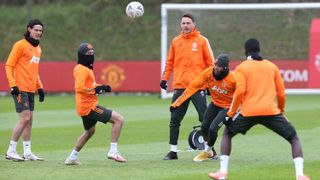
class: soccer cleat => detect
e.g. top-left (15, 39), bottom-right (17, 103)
top-left (298, 175), bottom-right (310, 180)
top-left (23, 153), bottom-right (44, 161)
top-left (208, 171), bottom-right (228, 180)
top-left (6, 151), bottom-right (24, 162)
top-left (193, 151), bottom-right (213, 162)
top-left (163, 151), bottom-right (178, 160)
top-left (64, 158), bottom-right (82, 165)
top-left (107, 151), bottom-right (127, 163)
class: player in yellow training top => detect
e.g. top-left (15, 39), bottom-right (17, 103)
top-left (209, 39), bottom-right (310, 180)
top-left (5, 19), bottom-right (45, 161)
top-left (64, 43), bottom-right (126, 165)
top-left (170, 54), bottom-right (236, 162)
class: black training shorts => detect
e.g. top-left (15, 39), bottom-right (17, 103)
top-left (12, 92), bottom-right (35, 113)
top-left (227, 113), bottom-right (297, 141)
top-left (81, 105), bottom-right (112, 130)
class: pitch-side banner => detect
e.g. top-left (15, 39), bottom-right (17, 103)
top-left (308, 19), bottom-right (320, 88)
top-left (0, 61), bottom-right (160, 93)
top-left (0, 60), bottom-right (310, 93)
top-left (230, 61), bottom-right (309, 89)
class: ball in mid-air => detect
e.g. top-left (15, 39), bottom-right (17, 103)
top-left (126, 1), bottom-right (144, 18)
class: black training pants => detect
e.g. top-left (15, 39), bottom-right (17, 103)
top-left (169, 89), bottom-right (207, 145)
top-left (201, 102), bottom-right (227, 147)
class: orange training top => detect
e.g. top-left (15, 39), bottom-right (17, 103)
top-left (5, 39), bottom-right (43, 92)
top-left (172, 67), bottom-right (236, 109)
top-left (74, 64), bottom-right (98, 116)
top-left (228, 59), bottom-right (285, 118)
top-left (162, 29), bottom-right (214, 89)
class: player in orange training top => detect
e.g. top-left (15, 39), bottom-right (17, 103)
top-left (161, 13), bottom-right (214, 160)
top-left (171, 54), bottom-right (236, 162)
top-left (5, 19), bottom-right (45, 161)
top-left (209, 39), bottom-right (310, 180)
top-left (64, 43), bottom-right (126, 165)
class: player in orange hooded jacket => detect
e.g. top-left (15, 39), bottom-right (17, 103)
top-left (161, 13), bottom-right (214, 160)
top-left (5, 19), bottom-right (45, 162)
top-left (64, 43), bottom-right (127, 165)
top-left (209, 39), bottom-right (309, 180)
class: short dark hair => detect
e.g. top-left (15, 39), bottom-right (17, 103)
top-left (24, 19), bottom-right (43, 37)
top-left (245, 38), bottom-right (260, 53)
top-left (27, 19), bottom-right (43, 28)
top-left (182, 13), bottom-right (195, 22)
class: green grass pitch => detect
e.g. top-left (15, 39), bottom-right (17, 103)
top-left (0, 94), bottom-right (319, 180)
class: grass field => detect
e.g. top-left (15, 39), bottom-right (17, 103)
top-left (0, 94), bottom-right (319, 180)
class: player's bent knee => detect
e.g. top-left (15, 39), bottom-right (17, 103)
top-left (86, 127), bottom-right (96, 136)
top-left (222, 127), bottom-right (234, 137)
top-left (117, 116), bottom-right (125, 125)
top-left (20, 112), bottom-right (32, 122)
top-left (90, 128), bottom-right (96, 136)
top-left (287, 134), bottom-right (299, 143)
top-left (111, 111), bottom-right (125, 124)
top-left (20, 117), bottom-right (32, 125)
top-left (208, 126), bottom-right (218, 134)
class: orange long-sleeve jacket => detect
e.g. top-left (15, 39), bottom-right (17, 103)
top-left (162, 29), bottom-right (214, 89)
top-left (5, 39), bottom-right (43, 92)
top-left (228, 59), bottom-right (286, 118)
top-left (172, 67), bottom-right (236, 109)
top-left (74, 64), bottom-right (98, 116)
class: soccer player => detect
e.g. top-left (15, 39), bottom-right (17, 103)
top-left (5, 19), bottom-right (45, 161)
top-left (161, 13), bottom-right (214, 160)
top-left (170, 54), bottom-right (236, 162)
top-left (64, 43), bottom-right (126, 165)
top-left (209, 39), bottom-right (310, 180)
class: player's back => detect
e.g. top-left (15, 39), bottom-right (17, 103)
top-left (236, 59), bottom-right (282, 116)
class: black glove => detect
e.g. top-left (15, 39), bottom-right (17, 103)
top-left (170, 106), bottom-right (177, 112)
top-left (95, 85), bottom-right (105, 94)
top-left (223, 116), bottom-right (232, 126)
top-left (160, 80), bottom-right (167, 90)
top-left (38, 89), bottom-right (45, 102)
top-left (206, 88), bottom-right (211, 96)
top-left (102, 85), bottom-right (112, 92)
top-left (10, 86), bottom-right (20, 96)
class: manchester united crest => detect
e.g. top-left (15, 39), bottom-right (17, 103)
top-left (100, 64), bottom-right (125, 89)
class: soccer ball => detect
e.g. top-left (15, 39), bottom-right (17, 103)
top-left (126, 1), bottom-right (144, 18)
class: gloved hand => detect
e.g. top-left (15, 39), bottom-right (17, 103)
top-left (102, 85), bottom-right (112, 92)
top-left (223, 115), bottom-right (232, 126)
top-left (38, 89), bottom-right (45, 102)
top-left (206, 88), bottom-right (211, 96)
top-left (95, 85), bottom-right (105, 94)
top-left (95, 85), bottom-right (112, 94)
top-left (10, 86), bottom-right (20, 96)
top-left (169, 106), bottom-right (178, 112)
top-left (160, 80), bottom-right (167, 90)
